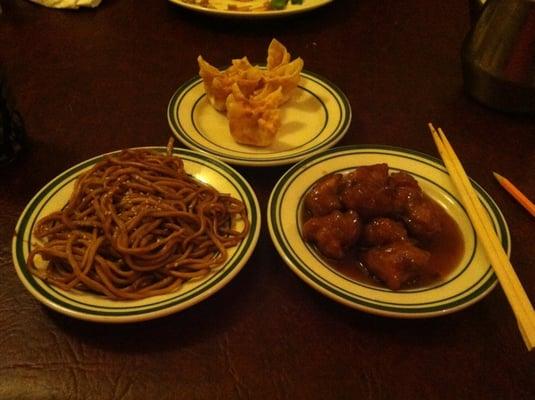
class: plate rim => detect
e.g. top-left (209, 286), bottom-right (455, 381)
top-left (267, 144), bottom-right (511, 318)
top-left (167, 69), bottom-right (352, 167)
top-left (12, 147), bottom-right (262, 323)
top-left (168, 0), bottom-right (334, 19)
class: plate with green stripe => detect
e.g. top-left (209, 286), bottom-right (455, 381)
top-left (267, 145), bottom-right (510, 318)
top-left (12, 147), bottom-right (261, 323)
top-left (167, 69), bottom-right (351, 167)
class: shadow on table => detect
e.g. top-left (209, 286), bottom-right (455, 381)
top-left (307, 284), bottom-right (505, 350)
top-left (44, 250), bottom-right (260, 354)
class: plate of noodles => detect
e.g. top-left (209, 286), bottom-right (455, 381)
top-left (12, 145), bottom-right (261, 323)
top-left (268, 145), bottom-right (510, 318)
top-left (168, 0), bottom-right (333, 18)
top-left (168, 69), bottom-right (351, 167)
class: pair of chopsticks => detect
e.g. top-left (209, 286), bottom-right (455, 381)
top-left (428, 123), bottom-right (535, 351)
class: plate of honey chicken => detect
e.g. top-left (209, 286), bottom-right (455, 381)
top-left (268, 145), bottom-right (510, 318)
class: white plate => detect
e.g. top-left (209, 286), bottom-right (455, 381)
top-left (167, 69), bottom-right (351, 167)
top-left (168, 0), bottom-right (333, 18)
top-left (12, 147), bottom-right (261, 323)
top-left (267, 145), bottom-right (511, 318)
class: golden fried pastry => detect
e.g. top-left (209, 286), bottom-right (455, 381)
top-left (266, 38), bottom-right (292, 70)
top-left (197, 56), bottom-right (226, 111)
top-left (264, 57), bottom-right (303, 104)
top-left (197, 56), bottom-right (263, 111)
top-left (197, 39), bottom-right (302, 147)
top-left (226, 83), bottom-right (283, 147)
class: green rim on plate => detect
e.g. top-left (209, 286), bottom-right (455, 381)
top-left (167, 69), bottom-right (351, 166)
top-left (267, 145), bottom-right (510, 318)
top-left (12, 147), bottom-right (261, 323)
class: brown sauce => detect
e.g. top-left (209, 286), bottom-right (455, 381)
top-left (302, 196), bottom-right (465, 290)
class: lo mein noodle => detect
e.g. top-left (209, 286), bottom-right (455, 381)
top-left (27, 145), bottom-right (249, 300)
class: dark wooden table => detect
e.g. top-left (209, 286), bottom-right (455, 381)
top-left (1, 1), bottom-right (534, 399)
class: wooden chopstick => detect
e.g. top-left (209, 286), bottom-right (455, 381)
top-left (428, 123), bottom-right (535, 351)
top-left (493, 172), bottom-right (535, 217)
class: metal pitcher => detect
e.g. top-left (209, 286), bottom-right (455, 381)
top-left (462, 0), bottom-right (535, 113)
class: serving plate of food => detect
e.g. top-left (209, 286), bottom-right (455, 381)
top-left (168, 0), bottom-right (333, 18)
top-left (167, 39), bottom-right (351, 166)
top-left (12, 145), bottom-right (261, 323)
top-left (267, 145), bottom-right (510, 318)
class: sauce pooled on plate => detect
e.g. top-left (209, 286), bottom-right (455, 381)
top-left (301, 164), bottom-right (464, 290)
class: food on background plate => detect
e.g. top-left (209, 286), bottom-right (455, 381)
top-left (302, 163), bottom-right (464, 290)
top-left (181, 0), bottom-right (305, 12)
top-left (268, 0), bottom-right (304, 10)
top-left (27, 141), bottom-right (250, 300)
top-left (198, 39), bottom-right (303, 147)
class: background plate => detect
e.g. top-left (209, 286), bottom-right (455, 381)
top-left (267, 145), bottom-right (510, 318)
top-left (12, 147), bottom-right (261, 323)
top-left (168, 0), bottom-right (334, 18)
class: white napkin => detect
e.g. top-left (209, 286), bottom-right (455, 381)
top-left (28, 0), bottom-right (102, 9)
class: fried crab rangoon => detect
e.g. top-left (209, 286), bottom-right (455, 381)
top-left (197, 56), bottom-right (263, 112)
top-left (197, 39), bottom-right (303, 147)
top-left (226, 83), bottom-right (283, 147)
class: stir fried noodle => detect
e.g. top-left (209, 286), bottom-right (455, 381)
top-left (27, 144), bottom-right (249, 300)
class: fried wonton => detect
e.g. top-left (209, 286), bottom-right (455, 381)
top-left (197, 56), bottom-right (263, 111)
top-left (226, 83), bottom-right (283, 147)
top-left (264, 39), bottom-right (303, 103)
top-left (266, 38), bottom-right (292, 70)
top-left (264, 57), bottom-right (303, 104)
top-left (197, 39), bottom-right (302, 147)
